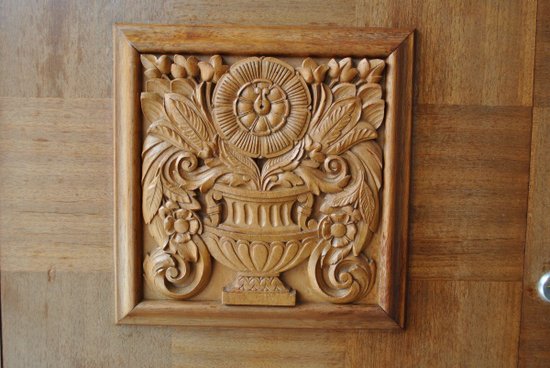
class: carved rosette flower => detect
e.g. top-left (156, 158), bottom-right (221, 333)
top-left (160, 200), bottom-right (202, 244)
top-left (234, 81), bottom-right (289, 136)
top-left (320, 211), bottom-right (357, 248)
top-left (212, 57), bottom-right (311, 158)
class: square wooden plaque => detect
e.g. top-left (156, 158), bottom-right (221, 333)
top-left (114, 24), bottom-right (413, 329)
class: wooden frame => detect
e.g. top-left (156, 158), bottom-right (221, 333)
top-left (114, 24), bottom-right (414, 329)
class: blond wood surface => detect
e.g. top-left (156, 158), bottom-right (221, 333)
top-left (113, 27), bottom-right (143, 321)
top-left (0, 0), bottom-right (541, 367)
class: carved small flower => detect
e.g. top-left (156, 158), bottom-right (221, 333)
top-left (171, 55), bottom-right (200, 79)
top-left (328, 58), bottom-right (358, 83)
top-left (357, 58), bottom-right (385, 83)
top-left (198, 55), bottom-right (229, 82)
top-left (357, 58), bottom-right (370, 80)
top-left (297, 58), bottom-right (329, 84)
top-left (320, 211), bottom-right (357, 248)
top-left (141, 54), bottom-right (172, 79)
top-left (159, 200), bottom-right (201, 243)
top-left (338, 58), bottom-right (358, 82)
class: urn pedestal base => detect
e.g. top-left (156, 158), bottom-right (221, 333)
top-left (221, 274), bottom-right (296, 306)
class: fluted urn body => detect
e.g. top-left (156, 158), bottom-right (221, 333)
top-left (203, 184), bottom-right (316, 305)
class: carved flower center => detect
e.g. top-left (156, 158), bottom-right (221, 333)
top-left (253, 87), bottom-right (272, 116)
top-left (174, 219), bottom-right (190, 233)
top-left (330, 223), bottom-right (347, 238)
top-left (234, 80), bottom-right (289, 137)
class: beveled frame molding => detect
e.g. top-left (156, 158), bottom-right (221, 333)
top-left (114, 24), bottom-right (414, 329)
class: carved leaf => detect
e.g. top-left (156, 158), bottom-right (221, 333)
top-left (351, 142), bottom-right (383, 189)
top-left (178, 160), bottom-right (229, 193)
top-left (162, 180), bottom-right (201, 210)
top-left (147, 214), bottom-right (168, 249)
top-left (358, 181), bottom-right (376, 231)
top-left (147, 119), bottom-right (194, 152)
top-left (170, 79), bottom-right (196, 97)
top-left (311, 97), bottom-right (361, 147)
top-left (357, 83), bottom-right (382, 102)
top-left (332, 83), bottom-right (356, 100)
top-left (366, 59), bottom-right (385, 83)
top-left (264, 171), bottom-right (304, 190)
top-left (142, 170), bottom-right (163, 224)
top-left (321, 175), bottom-right (362, 212)
top-left (322, 245), bottom-right (351, 267)
top-left (142, 135), bottom-right (175, 183)
top-left (165, 93), bottom-right (212, 152)
top-left (140, 54), bottom-right (158, 70)
top-left (295, 164), bottom-right (350, 195)
top-left (146, 79), bottom-right (170, 94)
top-left (177, 241), bottom-right (199, 263)
top-left (309, 83), bottom-right (333, 131)
top-left (361, 100), bottom-right (385, 129)
top-left (261, 141), bottom-right (304, 187)
top-left (218, 139), bottom-right (260, 189)
top-left (325, 122), bottom-right (377, 155)
top-left (141, 92), bottom-right (167, 124)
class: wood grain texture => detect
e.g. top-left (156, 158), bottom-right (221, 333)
top-left (409, 105), bottom-right (531, 281)
top-left (355, 0), bottom-right (537, 106)
top-left (167, 280), bottom-right (522, 368)
top-left (0, 0), bottom-right (536, 104)
top-left (117, 26), bottom-right (413, 327)
top-left (0, 97), bottom-right (112, 273)
top-left (0, 0), bottom-right (539, 366)
top-left (118, 23), bottom-right (411, 56)
top-left (346, 280), bottom-right (522, 368)
top-left (1, 271), bottom-right (172, 368)
top-left (518, 2), bottom-right (550, 364)
top-left (0, 100), bottom-right (529, 281)
top-left (533, 0), bottom-right (550, 108)
top-left (113, 27), bottom-right (143, 321)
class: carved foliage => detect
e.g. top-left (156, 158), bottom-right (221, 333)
top-left (141, 54), bottom-right (385, 304)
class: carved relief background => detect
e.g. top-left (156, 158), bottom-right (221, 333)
top-left (140, 54), bottom-right (386, 306)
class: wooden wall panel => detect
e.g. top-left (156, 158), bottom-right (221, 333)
top-left (169, 280), bottom-right (522, 368)
top-left (519, 1), bottom-right (550, 365)
top-left (347, 280), bottom-right (522, 367)
top-left (1, 272), bottom-right (172, 366)
top-left (409, 105), bottom-right (531, 280)
top-left (533, 0), bottom-right (550, 108)
top-left (0, 0), bottom-right (539, 367)
top-left (355, 0), bottom-right (537, 106)
top-left (0, 99), bottom-right (530, 280)
top-left (0, 98), bottom-right (112, 272)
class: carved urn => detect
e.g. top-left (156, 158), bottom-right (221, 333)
top-left (141, 55), bottom-right (384, 306)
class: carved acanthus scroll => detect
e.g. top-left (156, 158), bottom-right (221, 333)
top-left (140, 54), bottom-right (385, 306)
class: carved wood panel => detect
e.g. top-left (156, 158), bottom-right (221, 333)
top-left (115, 24), bottom-right (413, 328)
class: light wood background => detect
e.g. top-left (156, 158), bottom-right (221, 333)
top-left (0, 1), bottom-right (547, 367)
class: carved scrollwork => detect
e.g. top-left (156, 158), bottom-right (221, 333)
top-left (140, 54), bottom-right (385, 305)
